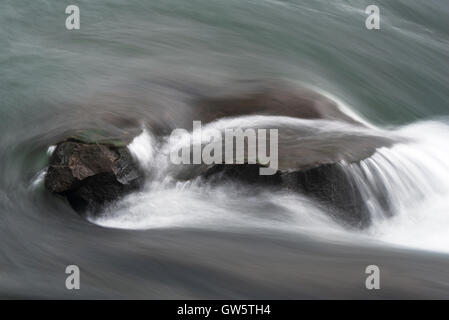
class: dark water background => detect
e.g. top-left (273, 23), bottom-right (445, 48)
top-left (1, 0), bottom-right (449, 298)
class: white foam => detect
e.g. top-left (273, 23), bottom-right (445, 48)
top-left (93, 179), bottom-right (347, 241)
top-left (97, 116), bottom-right (449, 254)
top-left (355, 120), bottom-right (449, 253)
top-left (127, 127), bottom-right (155, 170)
top-left (47, 145), bottom-right (56, 156)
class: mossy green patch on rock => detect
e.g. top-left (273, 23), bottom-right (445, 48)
top-left (68, 128), bottom-right (130, 147)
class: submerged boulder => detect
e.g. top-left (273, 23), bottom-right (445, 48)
top-left (45, 138), bottom-right (143, 215)
top-left (194, 86), bottom-right (394, 228)
top-left (194, 85), bottom-right (364, 125)
top-left (282, 164), bottom-right (371, 228)
top-left (203, 164), bottom-right (283, 186)
top-left (202, 162), bottom-right (371, 228)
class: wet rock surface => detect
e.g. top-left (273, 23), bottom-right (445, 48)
top-left (45, 138), bottom-right (143, 215)
top-left (203, 163), bottom-right (373, 228)
top-left (194, 86), bottom-right (364, 125)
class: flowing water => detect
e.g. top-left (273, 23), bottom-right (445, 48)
top-left (1, 0), bottom-right (449, 298)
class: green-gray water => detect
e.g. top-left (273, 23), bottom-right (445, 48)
top-left (1, 0), bottom-right (449, 298)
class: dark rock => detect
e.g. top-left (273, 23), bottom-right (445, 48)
top-left (202, 163), bottom-right (373, 229)
top-left (45, 138), bottom-right (143, 215)
top-left (282, 164), bottom-right (370, 228)
top-left (203, 164), bottom-right (283, 186)
top-left (195, 85), bottom-right (395, 228)
top-left (194, 85), bottom-right (394, 171)
top-left (194, 86), bottom-right (364, 126)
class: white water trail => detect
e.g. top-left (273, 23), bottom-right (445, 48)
top-left (97, 115), bottom-right (370, 236)
top-left (358, 120), bottom-right (449, 253)
top-left (127, 127), bottom-right (156, 170)
top-left (97, 116), bottom-right (449, 254)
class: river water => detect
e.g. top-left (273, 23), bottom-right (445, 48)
top-left (1, 0), bottom-right (449, 298)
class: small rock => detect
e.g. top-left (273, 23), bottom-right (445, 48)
top-left (45, 138), bottom-right (143, 215)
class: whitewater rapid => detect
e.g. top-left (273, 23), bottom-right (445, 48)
top-left (365, 120), bottom-right (449, 253)
top-left (88, 115), bottom-right (449, 255)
